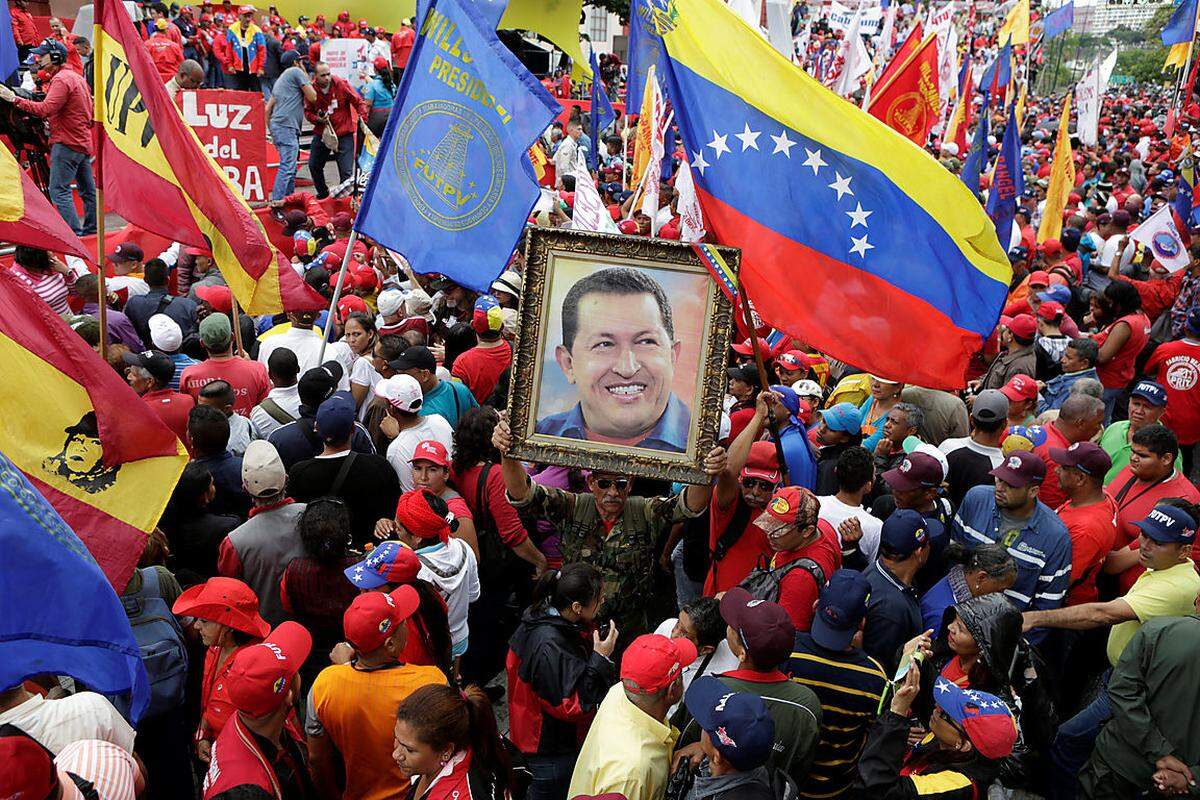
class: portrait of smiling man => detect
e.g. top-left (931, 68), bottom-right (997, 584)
top-left (535, 266), bottom-right (693, 453)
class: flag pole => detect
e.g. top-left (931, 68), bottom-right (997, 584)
top-left (317, 229), bottom-right (357, 364)
top-left (737, 288), bottom-right (789, 486)
top-left (231, 297), bottom-right (245, 357)
top-left (93, 0), bottom-right (108, 362)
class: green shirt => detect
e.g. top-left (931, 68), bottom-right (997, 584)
top-left (418, 378), bottom-right (477, 428)
top-left (1099, 421), bottom-right (1182, 484)
top-left (510, 481), bottom-right (699, 635)
top-left (1093, 615), bottom-right (1200, 788)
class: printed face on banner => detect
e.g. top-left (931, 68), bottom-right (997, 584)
top-left (534, 257), bottom-right (709, 454)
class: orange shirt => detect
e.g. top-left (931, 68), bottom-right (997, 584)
top-left (309, 662), bottom-right (447, 800)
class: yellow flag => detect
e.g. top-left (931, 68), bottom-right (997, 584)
top-left (0, 146), bottom-right (24, 222)
top-left (1000, 0), bottom-right (1030, 45)
top-left (1015, 83), bottom-right (1028, 129)
top-left (631, 64), bottom-right (661, 186)
top-left (1038, 94), bottom-right (1075, 244)
top-left (1166, 42), bottom-right (1191, 70)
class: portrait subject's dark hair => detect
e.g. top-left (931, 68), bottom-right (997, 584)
top-left (560, 267), bottom-right (675, 351)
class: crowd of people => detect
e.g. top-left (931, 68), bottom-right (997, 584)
top-left (4, 1), bottom-right (1200, 800)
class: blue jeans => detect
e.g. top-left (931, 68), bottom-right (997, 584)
top-left (1102, 387), bottom-right (1122, 425)
top-left (260, 74), bottom-right (277, 101)
top-left (49, 143), bottom-right (96, 235)
top-left (527, 752), bottom-right (577, 800)
top-left (672, 539), bottom-right (701, 608)
top-left (1048, 669), bottom-right (1113, 800)
top-left (270, 124), bottom-right (300, 200)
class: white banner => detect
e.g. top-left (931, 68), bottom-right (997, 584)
top-left (320, 38), bottom-right (372, 92)
top-left (1130, 204), bottom-right (1191, 272)
top-left (828, 0), bottom-right (882, 35)
top-left (570, 151), bottom-right (619, 234)
top-left (675, 157), bottom-right (705, 242)
top-left (1075, 65), bottom-right (1102, 147)
top-left (926, 0), bottom-right (956, 39)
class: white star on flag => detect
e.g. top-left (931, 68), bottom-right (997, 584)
top-left (735, 123), bottom-right (761, 151)
top-left (691, 149), bottom-right (710, 176)
top-left (850, 235), bottom-right (874, 258)
top-left (936, 681), bottom-right (952, 694)
top-left (708, 131), bottom-right (731, 159)
top-left (802, 147), bottom-right (826, 175)
top-left (771, 130), bottom-right (796, 157)
top-left (828, 172), bottom-right (853, 200)
top-left (846, 203), bottom-right (872, 228)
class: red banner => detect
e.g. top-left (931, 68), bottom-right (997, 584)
top-left (866, 35), bottom-right (941, 146)
top-left (175, 89), bottom-right (273, 204)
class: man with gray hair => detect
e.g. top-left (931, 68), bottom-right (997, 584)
top-left (165, 58), bottom-right (204, 93)
top-left (1032, 393), bottom-right (1107, 509)
top-left (872, 402), bottom-right (924, 474)
top-left (1039, 337), bottom-right (1101, 413)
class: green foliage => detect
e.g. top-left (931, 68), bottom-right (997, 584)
top-left (587, 0), bottom-right (630, 25)
top-left (1115, 46), bottom-right (1174, 85)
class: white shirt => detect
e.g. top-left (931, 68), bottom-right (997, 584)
top-left (818, 495), bottom-right (882, 565)
top-left (939, 436), bottom-right (1005, 468)
top-left (653, 618), bottom-right (740, 719)
top-left (107, 275), bottom-right (150, 298)
top-left (365, 38), bottom-right (391, 66)
top-left (257, 328), bottom-right (354, 391)
top-left (250, 384), bottom-right (302, 438)
top-left (416, 537), bottom-right (480, 652)
top-left (385, 415), bottom-right (455, 492)
top-left (0, 693), bottom-right (136, 755)
top-left (226, 411), bottom-right (260, 457)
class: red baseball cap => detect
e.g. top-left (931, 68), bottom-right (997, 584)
top-left (0, 729), bottom-right (56, 800)
top-left (337, 294), bottom-right (368, 320)
top-left (620, 633), bottom-right (698, 694)
top-left (409, 439), bottom-right (450, 468)
top-left (999, 374), bottom-right (1038, 402)
top-left (775, 350), bottom-right (814, 372)
top-left (226, 621), bottom-right (312, 717)
top-left (741, 440), bottom-right (782, 484)
top-left (195, 284), bottom-right (233, 314)
top-left (763, 485), bottom-right (814, 525)
top-left (732, 337), bottom-right (771, 356)
top-left (1038, 239), bottom-right (1063, 258)
top-left (1027, 270), bottom-right (1050, 288)
top-left (343, 585), bottom-right (420, 652)
top-left (172, 577), bottom-right (270, 638)
top-left (1037, 300), bottom-right (1065, 322)
top-left (1007, 314), bottom-right (1037, 341)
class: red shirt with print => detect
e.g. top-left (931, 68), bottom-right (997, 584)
top-left (180, 356), bottom-right (270, 416)
top-left (1145, 339), bottom-right (1200, 445)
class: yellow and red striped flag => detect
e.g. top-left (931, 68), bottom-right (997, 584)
top-left (0, 145), bottom-right (91, 261)
top-left (94, 0), bottom-right (324, 314)
top-left (0, 268), bottom-right (187, 589)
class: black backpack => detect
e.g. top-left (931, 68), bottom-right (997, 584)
top-left (740, 556), bottom-right (825, 603)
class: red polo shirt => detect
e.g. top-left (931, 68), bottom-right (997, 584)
top-left (1056, 496), bottom-right (1118, 606)
top-left (771, 521), bottom-right (842, 632)
top-left (12, 67), bottom-right (94, 155)
top-left (1108, 465), bottom-right (1200, 593)
top-left (1032, 422), bottom-right (1072, 510)
top-left (142, 388), bottom-right (196, 446)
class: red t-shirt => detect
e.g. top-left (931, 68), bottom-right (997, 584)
top-left (771, 521), bottom-right (842, 632)
top-left (1056, 496), bottom-right (1118, 606)
top-left (1145, 339), bottom-right (1200, 445)
top-left (1032, 422), bottom-right (1072, 510)
top-left (141, 388), bottom-right (196, 448)
top-left (1108, 466), bottom-right (1200, 593)
top-left (180, 356), bottom-right (271, 416)
top-left (451, 342), bottom-right (512, 403)
top-left (1094, 312), bottom-right (1151, 389)
top-left (703, 489), bottom-right (769, 596)
top-left (451, 464), bottom-right (529, 547)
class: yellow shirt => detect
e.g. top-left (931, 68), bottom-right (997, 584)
top-left (308, 662), bottom-right (446, 800)
top-left (1107, 560), bottom-right (1200, 665)
top-left (567, 684), bottom-right (680, 800)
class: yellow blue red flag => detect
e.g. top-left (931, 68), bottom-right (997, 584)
top-left (657, 0), bottom-right (1010, 388)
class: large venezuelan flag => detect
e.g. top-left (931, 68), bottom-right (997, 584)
top-left (0, 269), bottom-right (187, 590)
top-left (94, 0), bottom-right (324, 315)
top-left (658, 0), bottom-right (1010, 388)
top-left (0, 145), bottom-right (91, 261)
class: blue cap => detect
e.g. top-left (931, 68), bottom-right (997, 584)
top-left (811, 569), bottom-right (871, 651)
top-left (821, 402), bottom-right (862, 433)
top-left (880, 508), bottom-right (930, 559)
top-left (29, 38), bottom-right (68, 59)
top-left (1161, 169), bottom-right (1176, 182)
top-left (1131, 380), bottom-right (1168, 407)
top-left (768, 385), bottom-right (802, 421)
top-left (683, 677), bottom-right (776, 771)
top-left (1036, 285), bottom-right (1071, 305)
top-left (315, 393), bottom-right (356, 443)
top-left (1134, 504), bottom-right (1197, 544)
top-left (933, 679), bottom-right (1018, 759)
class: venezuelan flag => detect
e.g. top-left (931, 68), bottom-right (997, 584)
top-left (0, 269), bottom-right (187, 590)
top-left (659, 0), bottom-right (1009, 388)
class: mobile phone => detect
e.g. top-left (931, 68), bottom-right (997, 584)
top-left (892, 649), bottom-right (925, 684)
top-left (597, 621), bottom-right (612, 640)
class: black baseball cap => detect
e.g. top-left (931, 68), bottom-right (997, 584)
top-left (811, 569), bottom-right (871, 651)
top-left (389, 345), bottom-right (437, 373)
top-left (726, 364), bottom-right (761, 387)
top-left (122, 349), bottom-right (175, 386)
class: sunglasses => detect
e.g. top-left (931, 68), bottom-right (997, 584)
top-left (595, 478), bottom-right (630, 492)
top-left (740, 477), bottom-right (777, 492)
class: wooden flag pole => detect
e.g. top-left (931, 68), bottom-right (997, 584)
top-left (737, 288), bottom-right (789, 486)
top-left (231, 297), bottom-right (246, 357)
top-left (93, 0), bottom-right (108, 362)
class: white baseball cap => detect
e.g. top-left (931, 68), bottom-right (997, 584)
top-left (242, 440), bottom-right (287, 498)
top-left (149, 314), bottom-right (183, 352)
top-left (375, 374), bottom-right (423, 413)
top-left (377, 289), bottom-right (405, 317)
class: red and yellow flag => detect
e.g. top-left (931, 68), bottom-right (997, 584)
top-left (94, 0), bottom-right (324, 314)
top-left (631, 64), bottom-right (664, 186)
top-left (870, 21), bottom-right (923, 103)
top-left (0, 146), bottom-right (91, 261)
top-left (1038, 94), bottom-right (1075, 244)
top-left (0, 269), bottom-right (187, 589)
top-left (866, 34), bottom-right (940, 146)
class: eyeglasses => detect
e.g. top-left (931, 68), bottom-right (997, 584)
top-left (740, 477), bottom-right (776, 492)
top-left (595, 478), bottom-right (630, 492)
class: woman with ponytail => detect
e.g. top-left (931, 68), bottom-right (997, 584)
top-left (279, 498), bottom-right (361, 689)
top-left (361, 57), bottom-right (396, 137)
top-left (393, 683), bottom-right (512, 799)
top-left (506, 563), bottom-right (618, 800)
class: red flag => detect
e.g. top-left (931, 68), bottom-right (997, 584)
top-left (870, 21), bottom-right (923, 103)
top-left (866, 35), bottom-right (941, 146)
top-left (0, 147), bottom-right (92, 261)
top-left (94, 0), bottom-right (325, 314)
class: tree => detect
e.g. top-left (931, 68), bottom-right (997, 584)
top-left (1115, 47), bottom-right (1173, 85)
top-left (587, 0), bottom-right (630, 24)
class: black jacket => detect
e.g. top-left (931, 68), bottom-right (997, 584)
top-left (506, 605), bottom-right (616, 756)
top-left (855, 711), bottom-right (1000, 799)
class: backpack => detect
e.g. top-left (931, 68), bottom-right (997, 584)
top-left (120, 568), bottom-right (188, 720)
top-left (740, 556), bottom-right (825, 604)
top-left (470, 463), bottom-right (525, 590)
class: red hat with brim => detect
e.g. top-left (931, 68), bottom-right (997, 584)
top-left (173, 577), bottom-right (270, 638)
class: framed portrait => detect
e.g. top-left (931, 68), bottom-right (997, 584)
top-left (507, 227), bottom-right (738, 484)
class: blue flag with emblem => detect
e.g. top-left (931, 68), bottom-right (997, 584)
top-left (626, 0), bottom-right (670, 106)
top-left (986, 106), bottom-right (1024, 249)
top-left (0, 448), bottom-right (150, 722)
top-left (1043, 1), bottom-right (1074, 41)
top-left (355, 0), bottom-right (558, 293)
top-left (588, 45), bottom-right (615, 171)
top-left (0, 1), bottom-right (18, 82)
top-left (960, 93), bottom-right (990, 199)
